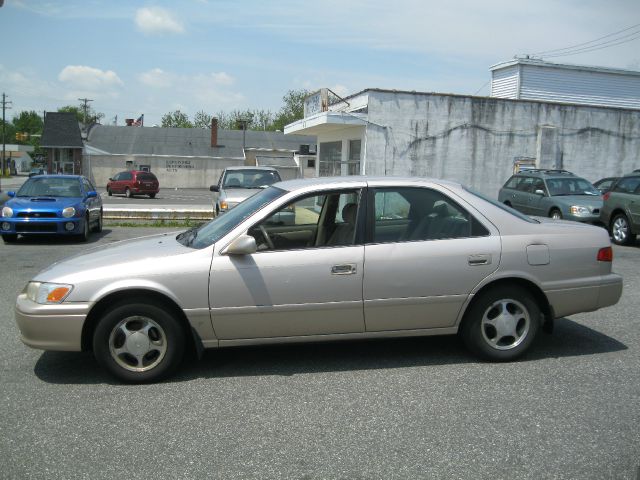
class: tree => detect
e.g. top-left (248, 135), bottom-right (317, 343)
top-left (12, 111), bottom-right (44, 154)
top-left (271, 89), bottom-right (309, 132)
top-left (161, 110), bottom-right (193, 128)
top-left (58, 104), bottom-right (105, 124)
top-left (193, 110), bottom-right (212, 129)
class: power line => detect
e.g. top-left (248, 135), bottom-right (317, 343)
top-left (530, 23), bottom-right (640, 56)
top-left (542, 31), bottom-right (640, 58)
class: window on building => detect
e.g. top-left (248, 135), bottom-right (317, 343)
top-left (319, 141), bottom-right (342, 177)
top-left (348, 139), bottom-right (361, 175)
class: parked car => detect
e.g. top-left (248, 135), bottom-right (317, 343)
top-left (600, 171), bottom-right (640, 245)
top-left (593, 176), bottom-right (619, 194)
top-left (15, 176), bottom-right (622, 383)
top-left (498, 169), bottom-right (602, 222)
top-left (1, 175), bottom-right (103, 243)
top-left (28, 167), bottom-right (47, 177)
top-left (106, 170), bottom-right (159, 198)
top-left (210, 166), bottom-right (281, 215)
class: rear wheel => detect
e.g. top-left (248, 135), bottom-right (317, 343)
top-left (460, 286), bottom-right (540, 361)
top-left (148, 193), bottom-right (156, 199)
top-left (503, 201), bottom-right (512, 207)
top-left (125, 188), bottom-right (132, 198)
top-left (610, 213), bottom-right (634, 245)
top-left (92, 302), bottom-right (185, 383)
top-left (550, 208), bottom-right (562, 220)
top-left (2, 234), bottom-right (18, 243)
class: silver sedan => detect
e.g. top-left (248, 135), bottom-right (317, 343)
top-left (15, 177), bottom-right (623, 383)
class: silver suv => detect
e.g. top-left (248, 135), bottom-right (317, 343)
top-left (210, 166), bottom-right (281, 215)
top-left (498, 169), bottom-right (602, 222)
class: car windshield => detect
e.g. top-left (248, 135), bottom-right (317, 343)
top-left (17, 177), bottom-right (83, 198)
top-left (178, 186), bottom-right (286, 249)
top-left (222, 169), bottom-right (281, 189)
top-left (546, 178), bottom-right (600, 196)
top-left (464, 186), bottom-right (538, 223)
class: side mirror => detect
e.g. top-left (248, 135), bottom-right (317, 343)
top-left (210, 185), bottom-right (219, 192)
top-left (534, 189), bottom-right (545, 196)
top-left (108, 178), bottom-right (113, 182)
top-left (224, 235), bottom-right (257, 255)
top-left (86, 191), bottom-right (98, 198)
top-left (7, 191), bottom-right (15, 198)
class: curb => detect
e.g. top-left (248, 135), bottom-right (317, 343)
top-left (103, 207), bottom-right (214, 221)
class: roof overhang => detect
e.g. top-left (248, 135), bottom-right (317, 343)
top-left (284, 111), bottom-right (367, 136)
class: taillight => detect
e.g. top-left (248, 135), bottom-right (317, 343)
top-left (603, 192), bottom-right (611, 201)
top-left (597, 247), bottom-right (613, 262)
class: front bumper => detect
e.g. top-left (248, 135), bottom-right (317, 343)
top-left (15, 294), bottom-right (91, 351)
top-left (1, 217), bottom-right (86, 236)
top-left (564, 212), bottom-right (602, 224)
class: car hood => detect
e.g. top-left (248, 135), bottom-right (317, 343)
top-left (550, 195), bottom-right (603, 208)
top-left (8, 196), bottom-right (83, 210)
top-left (221, 188), bottom-right (262, 203)
top-left (33, 231), bottom-right (190, 283)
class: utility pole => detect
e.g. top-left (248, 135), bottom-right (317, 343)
top-left (78, 97), bottom-right (93, 125)
top-left (1, 92), bottom-right (12, 191)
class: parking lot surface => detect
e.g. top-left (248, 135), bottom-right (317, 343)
top-left (1, 227), bottom-right (639, 479)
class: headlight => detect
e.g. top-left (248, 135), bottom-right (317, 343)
top-left (1, 206), bottom-right (13, 217)
top-left (62, 206), bottom-right (76, 218)
top-left (570, 205), bottom-right (590, 216)
top-left (24, 282), bottom-right (73, 304)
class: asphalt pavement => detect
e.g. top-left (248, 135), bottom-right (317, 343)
top-left (0, 228), bottom-right (639, 479)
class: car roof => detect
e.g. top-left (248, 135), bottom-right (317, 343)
top-left (224, 166), bottom-right (278, 172)
top-left (29, 174), bottom-right (83, 180)
top-left (275, 175), bottom-right (463, 193)
top-left (515, 169), bottom-right (576, 178)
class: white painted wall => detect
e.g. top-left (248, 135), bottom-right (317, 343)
top-left (357, 91), bottom-right (640, 196)
top-left (84, 154), bottom-right (244, 190)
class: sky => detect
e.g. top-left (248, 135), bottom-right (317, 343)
top-left (1, 0), bottom-right (639, 127)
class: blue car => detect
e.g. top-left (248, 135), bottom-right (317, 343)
top-left (1, 175), bottom-right (103, 243)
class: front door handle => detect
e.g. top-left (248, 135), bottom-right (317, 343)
top-left (331, 264), bottom-right (357, 275)
top-left (468, 254), bottom-right (491, 266)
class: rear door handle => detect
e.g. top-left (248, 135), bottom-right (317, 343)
top-left (331, 264), bottom-right (357, 275)
top-left (468, 254), bottom-right (491, 266)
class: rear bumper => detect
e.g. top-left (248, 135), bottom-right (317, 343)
top-left (545, 273), bottom-right (623, 318)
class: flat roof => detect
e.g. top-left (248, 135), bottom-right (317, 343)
top-left (489, 58), bottom-right (640, 77)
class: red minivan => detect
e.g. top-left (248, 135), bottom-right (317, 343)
top-left (107, 170), bottom-right (160, 198)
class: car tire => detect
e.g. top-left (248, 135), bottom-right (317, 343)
top-left (610, 213), bottom-right (635, 245)
top-left (91, 210), bottom-right (103, 233)
top-left (550, 208), bottom-right (562, 220)
top-left (92, 302), bottom-right (185, 383)
top-left (107, 188), bottom-right (112, 197)
top-left (503, 201), bottom-right (512, 207)
top-left (460, 286), bottom-right (540, 361)
top-left (2, 234), bottom-right (18, 243)
top-left (149, 193), bottom-right (156, 199)
top-left (78, 215), bottom-right (90, 242)
top-left (125, 188), bottom-right (132, 198)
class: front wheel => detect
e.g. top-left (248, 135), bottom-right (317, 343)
top-left (77, 215), bottom-right (90, 242)
top-left (2, 234), bottom-right (18, 243)
top-left (107, 188), bottom-right (112, 197)
top-left (92, 302), bottom-right (185, 383)
top-left (460, 286), bottom-right (540, 361)
top-left (550, 208), bottom-right (562, 220)
top-left (610, 213), bottom-right (634, 245)
top-left (92, 210), bottom-right (103, 233)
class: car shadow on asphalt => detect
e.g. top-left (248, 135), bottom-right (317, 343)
top-left (5, 230), bottom-right (113, 245)
top-left (33, 317), bottom-right (627, 385)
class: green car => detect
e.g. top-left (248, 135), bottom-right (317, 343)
top-left (600, 171), bottom-right (640, 245)
top-left (498, 169), bottom-right (602, 223)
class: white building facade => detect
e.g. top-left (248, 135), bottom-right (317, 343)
top-left (285, 88), bottom-right (640, 196)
